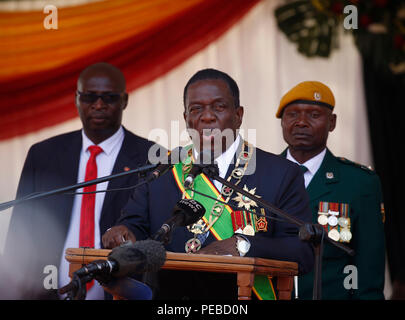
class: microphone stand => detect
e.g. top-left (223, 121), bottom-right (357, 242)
top-left (198, 163), bottom-right (354, 300)
top-left (0, 163), bottom-right (157, 212)
top-left (59, 273), bottom-right (93, 300)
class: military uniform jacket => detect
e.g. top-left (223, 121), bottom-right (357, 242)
top-left (283, 148), bottom-right (385, 300)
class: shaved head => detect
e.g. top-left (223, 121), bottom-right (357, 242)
top-left (78, 62), bottom-right (126, 92)
top-left (76, 62), bottom-right (128, 144)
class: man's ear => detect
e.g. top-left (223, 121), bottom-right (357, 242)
top-left (75, 93), bottom-right (80, 108)
top-left (235, 106), bottom-right (244, 127)
top-left (329, 113), bottom-right (337, 132)
top-left (183, 110), bottom-right (187, 123)
top-left (122, 93), bottom-right (128, 110)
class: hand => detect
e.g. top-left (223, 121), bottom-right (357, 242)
top-left (196, 237), bottom-right (239, 256)
top-left (102, 225), bottom-right (136, 249)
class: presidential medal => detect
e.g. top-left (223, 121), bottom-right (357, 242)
top-left (211, 203), bottom-right (224, 217)
top-left (185, 238), bottom-right (201, 253)
top-left (243, 224), bottom-right (255, 236)
top-left (233, 185), bottom-right (261, 211)
top-left (188, 219), bottom-right (206, 234)
top-left (232, 168), bottom-right (244, 179)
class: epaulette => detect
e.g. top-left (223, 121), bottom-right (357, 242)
top-left (337, 157), bottom-right (375, 174)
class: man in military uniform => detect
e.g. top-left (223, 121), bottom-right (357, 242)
top-left (277, 81), bottom-right (385, 299)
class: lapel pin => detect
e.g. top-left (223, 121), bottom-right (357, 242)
top-left (124, 166), bottom-right (130, 172)
top-left (326, 172), bottom-right (334, 179)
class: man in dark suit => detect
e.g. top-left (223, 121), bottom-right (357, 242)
top-left (103, 69), bottom-right (314, 300)
top-left (277, 81), bottom-right (385, 299)
top-left (2, 62), bottom-right (154, 299)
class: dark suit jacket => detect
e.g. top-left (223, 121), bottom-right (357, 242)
top-left (3, 128), bottom-right (154, 299)
top-left (118, 145), bottom-right (314, 299)
top-left (281, 148), bottom-right (385, 300)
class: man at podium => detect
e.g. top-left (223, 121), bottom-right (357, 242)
top-left (102, 68), bottom-right (314, 299)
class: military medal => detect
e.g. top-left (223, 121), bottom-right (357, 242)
top-left (318, 201), bottom-right (352, 243)
top-left (231, 211), bottom-right (245, 233)
top-left (318, 202), bottom-right (329, 226)
top-left (328, 228), bottom-right (340, 241)
top-left (243, 210), bottom-right (255, 236)
top-left (185, 237), bottom-right (201, 253)
top-left (255, 216), bottom-right (268, 232)
top-left (328, 215), bottom-right (338, 226)
top-left (338, 217), bottom-right (349, 228)
top-left (328, 203), bottom-right (339, 227)
top-left (317, 214), bottom-right (328, 225)
top-left (339, 203), bottom-right (351, 243)
top-left (340, 228), bottom-right (352, 242)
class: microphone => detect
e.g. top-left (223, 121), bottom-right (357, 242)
top-left (147, 146), bottom-right (184, 182)
top-left (184, 150), bottom-right (214, 189)
top-left (152, 199), bottom-right (206, 241)
top-left (65, 240), bottom-right (166, 284)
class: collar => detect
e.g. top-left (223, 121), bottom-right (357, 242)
top-left (81, 126), bottom-right (124, 155)
top-left (193, 135), bottom-right (241, 178)
top-left (286, 148), bottom-right (327, 176)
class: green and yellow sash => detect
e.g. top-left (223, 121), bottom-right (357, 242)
top-left (172, 147), bottom-right (276, 300)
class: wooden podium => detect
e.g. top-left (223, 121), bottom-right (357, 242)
top-left (65, 248), bottom-right (298, 300)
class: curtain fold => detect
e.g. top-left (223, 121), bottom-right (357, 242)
top-left (362, 56), bottom-right (405, 284)
top-left (0, 0), bottom-right (260, 140)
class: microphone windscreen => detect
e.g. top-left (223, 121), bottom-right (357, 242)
top-left (108, 240), bottom-right (166, 278)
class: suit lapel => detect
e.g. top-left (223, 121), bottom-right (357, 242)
top-left (280, 148), bottom-right (340, 202)
top-left (57, 131), bottom-right (82, 186)
top-left (306, 149), bottom-right (340, 202)
top-left (223, 139), bottom-right (254, 207)
top-left (55, 131), bottom-right (82, 227)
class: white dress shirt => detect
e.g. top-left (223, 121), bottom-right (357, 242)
top-left (191, 136), bottom-right (240, 243)
top-left (59, 126), bottom-right (124, 300)
top-left (286, 148), bottom-right (327, 188)
top-left (193, 135), bottom-right (241, 192)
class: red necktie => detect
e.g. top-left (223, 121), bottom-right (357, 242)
top-left (79, 145), bottom-right (103, 291)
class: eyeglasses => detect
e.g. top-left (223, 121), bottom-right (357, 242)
top-left (76, 91), bottom-right (124, 105)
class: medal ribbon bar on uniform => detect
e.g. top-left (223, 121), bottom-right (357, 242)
top-left (231, 210), bottom-right (245, 232)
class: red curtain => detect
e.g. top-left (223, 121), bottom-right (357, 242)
top-left (0, 0), bottom-right (260, 140)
